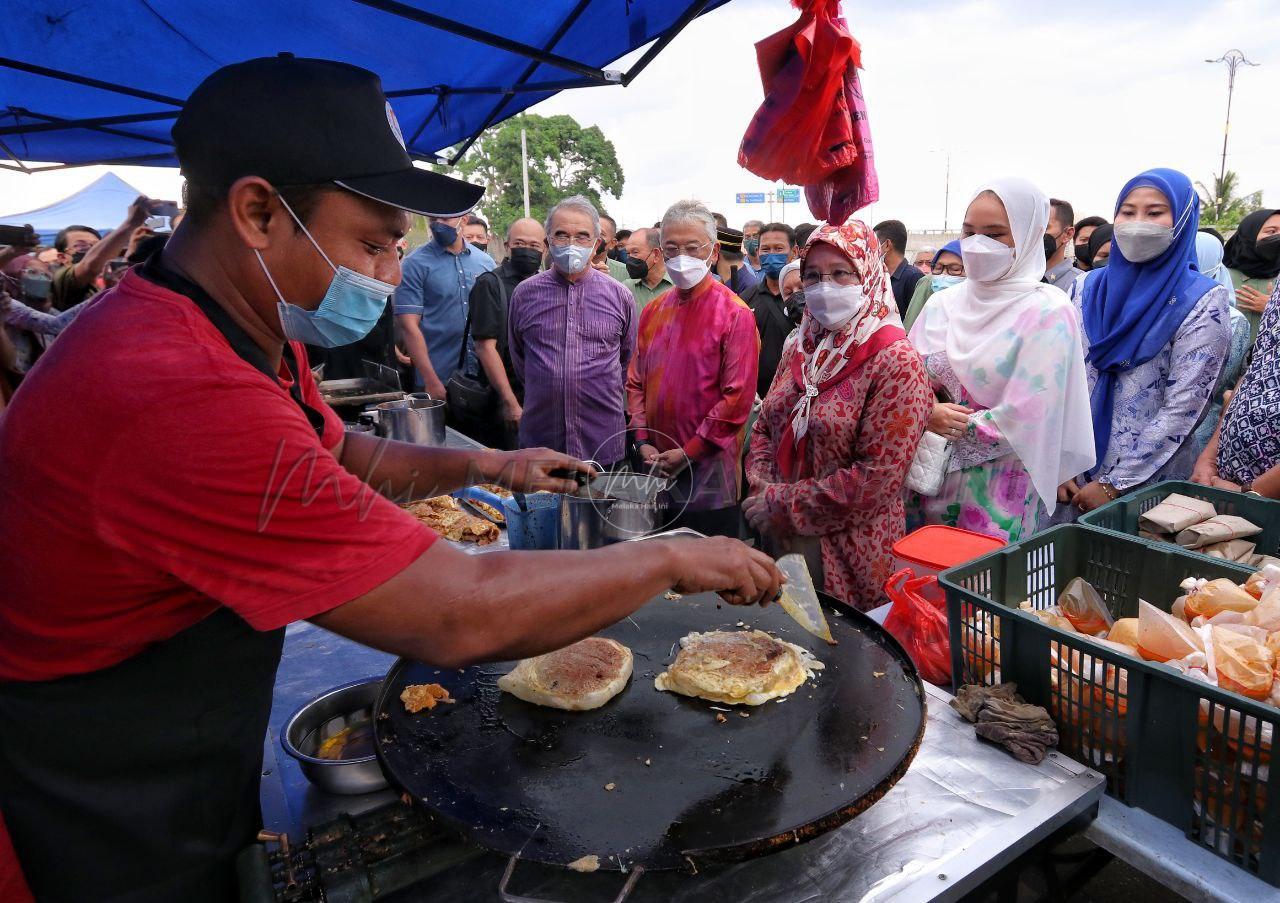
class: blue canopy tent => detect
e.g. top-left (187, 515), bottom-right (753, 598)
top-left (0, 0), bottom-right (729, 172)
top-left (0, 171), bottom-right (141, 242)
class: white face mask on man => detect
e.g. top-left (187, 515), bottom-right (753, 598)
top-left (666, 252), bottom-right (712, 290)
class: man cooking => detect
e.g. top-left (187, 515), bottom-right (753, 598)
top-left (0, 56), bottom-right (782, 902)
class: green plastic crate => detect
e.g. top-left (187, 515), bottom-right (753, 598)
top-left (941, 525), bottom-right (1280, 885)
top-left (1081, 480), bottom-right (1280, 570)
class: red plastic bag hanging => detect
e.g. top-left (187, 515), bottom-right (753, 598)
top-left (737, 0), bottom-right (878, 222)
top-left (883, 569), bottom-right (952, 686)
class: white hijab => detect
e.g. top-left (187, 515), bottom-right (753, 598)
top-left (909, 177), bottom-right (1095, 512)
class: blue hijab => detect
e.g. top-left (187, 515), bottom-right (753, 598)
top-left (931, 239), bottom-right (962, 267)
top-left (1080, 168), bottom-right (1217, 467)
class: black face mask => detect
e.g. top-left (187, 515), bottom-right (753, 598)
top-left (1256, 235), bottom-right (1280, 265)
top-left (1073, 242), bottom-right (1092, 268)
top-left (1043, 232), bottom-right (1059, 262)
top-left (608, 246), bottom-right (629, 264)
top-left (625, 255), bottom-right (649, 280)
top-left (508, 246), bottom-right (542, 277)
top-left (71, 250), bottom-right (87, 264)
top-left (473, 242), bottom-right (489, 254)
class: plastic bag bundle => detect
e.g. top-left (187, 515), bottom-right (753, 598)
top-left (883, 569), bottom-right (951, 685)
top-left (1181, 577), bottom-right (1259, 621)
top-left (1057, 578), bottom-right (1115, 636)
top-left (1138, 599), bottom-right (1205, 663)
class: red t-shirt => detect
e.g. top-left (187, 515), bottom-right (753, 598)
top-left (0, 269), bottom-right (436, 682)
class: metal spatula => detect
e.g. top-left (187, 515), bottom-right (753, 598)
top-left (776, 554), bottom-right (837, 644)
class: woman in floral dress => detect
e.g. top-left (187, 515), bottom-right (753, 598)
top-left (743, 217), bottom-right (932, 611)
top-left (907, 178), bottom-right (1095, 542)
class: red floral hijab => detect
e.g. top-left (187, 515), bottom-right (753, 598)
top-left (777, 217), bottom-right (906, 479)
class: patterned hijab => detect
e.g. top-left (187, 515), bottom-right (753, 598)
top-left (779, 217), bottom-right (905, 472)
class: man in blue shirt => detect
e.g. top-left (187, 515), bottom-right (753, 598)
top-left (394, 212), bottom-right (495, 397)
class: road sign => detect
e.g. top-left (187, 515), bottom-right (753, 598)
top-left (735, 192), bottom-right (766, 204)
top-left (776, 188), bottom-right (801, 203)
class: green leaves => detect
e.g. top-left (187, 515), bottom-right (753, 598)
top-left (1196, 170), bottom-right (1264, 232)
top-left (435, 113), bottom-right (624, 235)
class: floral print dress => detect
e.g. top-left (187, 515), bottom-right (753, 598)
top-left (906, 352), bottom-right (1042, 543)
top-left (747, 337), bottom-right (932, 611)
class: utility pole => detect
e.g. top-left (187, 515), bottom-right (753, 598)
top-left (1205, 50), bottom-right (1259, 214)
top-left (767, 190), bottom-right (775, 223)
top-left (521, 128), bottom-right (530, 217)
top-left (943, 150), bottom-right (951, 234)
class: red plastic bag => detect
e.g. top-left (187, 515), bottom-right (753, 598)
top-left (883, 569), bottom-right (952, 686)
top-left (737, 0), bottom-right (878, 219)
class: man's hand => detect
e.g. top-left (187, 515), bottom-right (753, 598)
top-left (1057, 479), bottom-right (1080, 504)
top-left (665, 536), bottom-right (784, 606)
top-left (652, 448), bottom-right (689, 478)
top-left (126, 195), bottom-right (152, 229)
top-left (591, 259), bottom-right (610, 274)
top-left (501, 397), bottom-right (523, 429)
top-left (927, 402), bottom-right (972, 440)
top-left (742, 494), bottom-right (773, 534)
top-left (394, 346), bottom-right (412, 366)
top-left (482, 447), bottom-right (596, 493)
top-left (421, 375), bottom-right (447, 400)
top-left (1236, 285), bottom-right (1270, 314)
top-left (638, 444), bottom-right (659, 468)
top-left (1072, 481), bottom-right (1114, 512)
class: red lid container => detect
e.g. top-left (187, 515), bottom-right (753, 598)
top-left (892, 525), bottom-right (1006, 572)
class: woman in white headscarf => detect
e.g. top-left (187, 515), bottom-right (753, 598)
top-left (907, 178), bottom-right (1095, 542)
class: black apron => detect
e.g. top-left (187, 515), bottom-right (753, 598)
top-left (0, 256), bottom-right (325, 901)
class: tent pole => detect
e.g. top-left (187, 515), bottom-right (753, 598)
top-left (18, 153), bottom-right (174, 172)
top-left (621, 0), bottom-right (711, 86)
top-left (0, 110), bottom-right (177, 138)
top-left (522, 128), bottom-right (530, 217)
top-left (447, 0), bottom-right (596, 165)
top-left (349, 0), bottom-right (610, 83)
top-left (387, 76), bottom-right (603, 98)
top-left (0, 56), bottom-right (182, 105)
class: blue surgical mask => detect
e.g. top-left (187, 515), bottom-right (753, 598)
top-left (21, 272), bottom-right (52, 301)
top-left (550, 242), bottom-right (592, 275)
top-left (931, 274), bottom-right (963, 293)
top-left (256, 193), bottom-right (393, 348)
top-left (430, 221), bottom-right (458, 247)
top-left (760, 252), bottom-right (790, 280)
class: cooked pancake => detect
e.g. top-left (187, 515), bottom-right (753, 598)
top-left (497, 637), bottom-right (633, 710)
top-left (401, 495), bottom-right (500, 545)
top-left (654, 629), bottom-right (823, 706)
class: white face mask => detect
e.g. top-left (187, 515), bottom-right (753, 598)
top-left (960, 234), bottom-right (1016, 284)
top-left (550, 242), bottom-right (592, 275)
top-left (1113, 221), bottom-right (1174, 263)
top-left (804, 282), bottom-right (867, 330)
top-left (666, 253), bottom-right (712, 291)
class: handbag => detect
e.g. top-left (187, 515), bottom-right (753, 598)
top-left (905, 430), bottom-right (953, 497)
top-left (445, 274), bottom-right (504, 422)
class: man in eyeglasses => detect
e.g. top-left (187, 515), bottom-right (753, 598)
top-left (627, 200), bottom-right (759, 537)
top-left (508, 194), bottom-right (637, 467)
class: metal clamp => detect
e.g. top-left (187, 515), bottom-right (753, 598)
top-left (498, 855), bottom-right (644, 903)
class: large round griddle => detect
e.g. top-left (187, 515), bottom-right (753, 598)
top-left (373, 590), bottom-right (924, 873)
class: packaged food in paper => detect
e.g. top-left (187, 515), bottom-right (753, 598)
top-left (1138, 493), bottom-right (1217, 534)
top-left (1201, 539), bottom-right (1257, 562)
top-left (1210, 627), bottom-right (1275, 700)
top-left (1138, 599), bottom-right (1205, 662)
top-left (1251, 554), bottom-right (1280, 571)
top-left (1176, 514), bottom-right (1263, 550)
top-left (1182, 577), bottom-right (1259, 621)
top-left (1058, 577), bottom-right (1115, 635)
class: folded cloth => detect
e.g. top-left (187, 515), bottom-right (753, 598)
top-left (1202, 539), bottom-right (1258, 562)
top-left (1139, 493), bottom-right (1217, 534)
top-left (1176, 514), bottom-right (1263, 550)
top-left (974, 697), bottom-right (1059, 765)
top-left (950, 682), bottom-right (1022, 723)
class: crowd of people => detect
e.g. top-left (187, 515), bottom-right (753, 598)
top-left (4, 166), bottom-right (1280, 613)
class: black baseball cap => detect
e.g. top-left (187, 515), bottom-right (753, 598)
top-left (173, 54), bottom-right (483, 217)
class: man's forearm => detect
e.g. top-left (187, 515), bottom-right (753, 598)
top-left (72, 219), bottom-right (137, 287)
top-left (396, 315), bottom-right (440, 387)
top-left (475, 340), bottom-right (517, 404)
top-left (338, 429), bottom-right (504, 498)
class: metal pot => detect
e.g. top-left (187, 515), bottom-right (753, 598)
top-left (280, 677), bottom-right (389, 795)
top-left (366, 397), bottom-right (446, 446)
top-left (558, 492), bottom-right (661, 550)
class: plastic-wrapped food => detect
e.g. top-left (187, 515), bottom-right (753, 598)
top-left (1106, 617), bottom-right (1140, 649)
top-left (1019, 601), bottom-right (1076, 632)
top-left (1243, 564), bottom-right (1280, 600)
top-left (1181, 577), bottom-right (1259, 621)
top-left (1210, 627), bottom-right (1274, 701)
top-left (1138, 599), bottom-right (1205, 662)
top-left (1057, 577), bottom-right (1115, 635)
top-left (961, 610), bottom-right (1000, 682)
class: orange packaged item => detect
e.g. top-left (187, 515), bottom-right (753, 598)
top-left (1181, 577), bottom-right (1259, 622)
top-left (1211, 628), bottom-right (1275, 701)
top-left (1019, 601), bottom-right (1076, 633)
top-left (1106, 618), bottom-right (1140, 650)
top-left (1137, 600), bottom-right (1205, 663)
top-left (1057, 578), bottom-right (1115, 636)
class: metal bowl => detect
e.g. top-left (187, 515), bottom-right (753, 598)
top-left (280, 677), bottom-right (389, 795)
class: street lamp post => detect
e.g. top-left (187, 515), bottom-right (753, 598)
top-left (1205, 50), bottom-right (1259, 215)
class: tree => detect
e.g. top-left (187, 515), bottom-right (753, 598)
top-left (1197, 170), bottom-right (1263, 232)
top-left (434, 113), bottom-right (625, 235)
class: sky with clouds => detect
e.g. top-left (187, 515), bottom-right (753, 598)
top-left (1, 0), bottom-right (1277, 235)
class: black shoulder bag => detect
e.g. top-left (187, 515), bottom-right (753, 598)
top-left (445, 273), bottom-right (505, 421)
